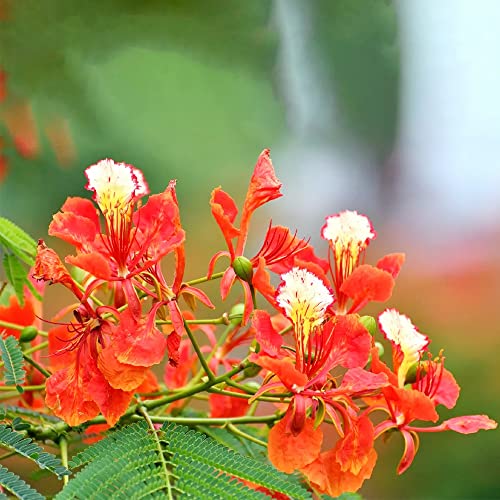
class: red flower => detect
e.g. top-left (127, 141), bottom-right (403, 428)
top-left (321, 210), bottom-right (405, 314)
top-left (34, 243), bottom-right (166, 427)
top-left (250, 268), bottom-right (388, 495)
top-left (369, 309), bottom-right (497, 474)
top-left (48, 159), bottom-right (185, 312)
top-left (208, 150), bottom-right (318, 322)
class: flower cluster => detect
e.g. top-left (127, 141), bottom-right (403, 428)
top-left (0, 150), bottom-right (494, 497)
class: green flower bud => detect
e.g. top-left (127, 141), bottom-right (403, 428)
top-left (405, 362), bottom-right (426, 385)
top-left (229, 303), bottom-right (245, 326)
top-left (232, 256), bottom-right (254, 283)
top-left (19, 326), bottom-right (38, 343)
top-left (359, 315), bottom-right (377, 336)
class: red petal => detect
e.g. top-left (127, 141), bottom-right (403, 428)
top-left (415, 366), bottom-right (460, 409)
top-left (167, 300), bottom-right (185, 337)
top-left (220, 267), bottom-right (237, 300)
top-left (45, 366), bottom-right (100, 426)
top-left (179, 285), bottom-right (215, 309)
top-left (252, 310), bottom-right (283, 357)
top-left (97, 346), bottom-right (147, 391)
top-left (252, 257), bottom-right (277, 308)
top-left (49, 197), bottom-right (100, 249)
top-left (66, 252), bottom-right (112, 280)
top-left (135, 370), bottom-right (160, 394)
top-left (384, 386), bottom-right (439, 424)
top-left (133, 188), bottom-right (185, 266)
top-left (250, 354), bottom-right (307, 389)
top-left (167, 331), bottom-right (181, 367)
top-left (327, 315), bottom-right (372, 369)
top-left (341, 264), bottom-right (394, 312)
top-left (376, 253), bottom-right (405, 278)
top-left (301, 447), bottom-right (377, 497)
top-left (48, 325), bottom-right (77, 370)
top-left (87, 366), bottom-right (134, 427)
top-left (335, 416), bottom-right (374, 475)
top-left (339, 367), bottom-right (389, 393)
top-left (237, 149), bottom-right (282, 254)
top-left (209, 388), bottom-right (248, 418)
top-left (268, 412), bottom-right (323, 473)
top-left (441, 415), bottom-right (497, 434)
top-left (164, 340), bottom-right (195, 389)
top-left (210, 187), bottom-right (240, 258)
top-left (397, 429), bottom-right (418, 474)
top-left (369, 345), bottom-right (398, 386)
top-left (113, 310), bottom-right (168, 367)
top-left (33, 242), bottom-right (82, 297)
top-left (0, 294), bottom-right (35, 340)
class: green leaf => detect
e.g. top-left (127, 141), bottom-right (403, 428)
top-left (60, 421), bottom-right (311, 499)
top-left (0, 464), bottom-right (45, 500)
top-left (0, 336), bottom-right (25, 392)
top-left (0, 217), bottom-right (37, 266)
top-left (0, 425), bottom-right (69, 479)
top-left (3, 255), bottom-right (27, 306)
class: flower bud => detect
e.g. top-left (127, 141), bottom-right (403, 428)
top-left (229, 303), bottom-right (245, 326)
top-left (374, 341), bottom-right (384, 358)
top-left (359, 315), bottom-right (377, 335)
top-left (405, 361), bottom-right (426, 385)
top-left (19, 326), bottom-right (38, 343)
top-left (232, 256), bottom-right (253, 283)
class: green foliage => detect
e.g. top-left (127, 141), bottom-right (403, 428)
top-left (0, 217), bottom-right (39, 305)
top-left (0, 464), bottom-right (44, 500)
top-left (59, 421), bottom-right (312, 499)
top-left (163, 423), bottom-right (311, 499)
top-left (0, 424), bottom-right (70, 478)
top-left (0, 336), bottom-right (26, 392)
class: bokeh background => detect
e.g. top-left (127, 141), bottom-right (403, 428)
top-left (1, 0), bottom-right (499, 498)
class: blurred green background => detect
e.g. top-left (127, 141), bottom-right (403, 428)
top-left (0, 1), bottom-right (498, 498)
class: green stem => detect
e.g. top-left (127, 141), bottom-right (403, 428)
top-left (185, 271), bottom-right (224, 287)
top-left (0, 320), bottom-right (48, 338)
top-left (0, 384), bottom-right (45, 392)
top-left (250, 285), bottom-right (257, 310)
top-left (190, 323), bottom-right (236, 387)
top-left (139, 406), bottom-right (174, 500)
top-left (157, 318), bottom-right (225, 326)
top-left (23, 354), bottom-right (51, 378)
top-left (182, 318), bottom-right (215, 381)
top-left (226, 423), bottom-right (267, 447)
top-left (131, 413), bottom-right (281, 426)
top-left (59, 436), bottom-right (69, 486)
top-left (22, 341), bottom-right (49, 355)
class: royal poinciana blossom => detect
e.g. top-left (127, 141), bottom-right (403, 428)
top-left (0, 150), bottom-right (495, 498)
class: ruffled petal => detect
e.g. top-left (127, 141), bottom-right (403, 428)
top-left (237, 149), bottom-right (282, 254)
top-left (341, 264), bottom-right (395, 313)
top-left (441, 415), bottom-right (497, 434)
top-left (113, 310), bottom-right (168, 367)
top-left (376, 253), bottom-right (405, 278)
top-left (252, 310), bottom-right (283, 357)
top-left (49, 197), bottom-right (100, 249)
top-left (210, 187), bottom-right (240, 258)
top-left (249, 354), bottom-right (307, 389)
top-left (268, 412), bottom-right (322, 473)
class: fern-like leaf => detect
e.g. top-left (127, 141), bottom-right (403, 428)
top-left (0, 425), bottom-right (69, 479)
top-left (0, 218), bottom-right (37, 266)
top-left (0, 336), bottom-right (25, 392)
top-left (163, 423), bottom-right (311, 500)
top-left (61, 421), bottom-right (312, 499)
top-left (0, 464), bottom-right (45, 500)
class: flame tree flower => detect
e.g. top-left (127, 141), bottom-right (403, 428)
top-left (208, 149), bottom-right (324, 323)
top-left (250, 267), bottom-right (388, 496)
top-left (34, 242), bottom-right (161, 426)
top-left (367, 309), bottom-right (497, 474)
top-left (321, 210), bottom-right (405, 314)
top-left (48, 159), bottom-right (185, 319)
